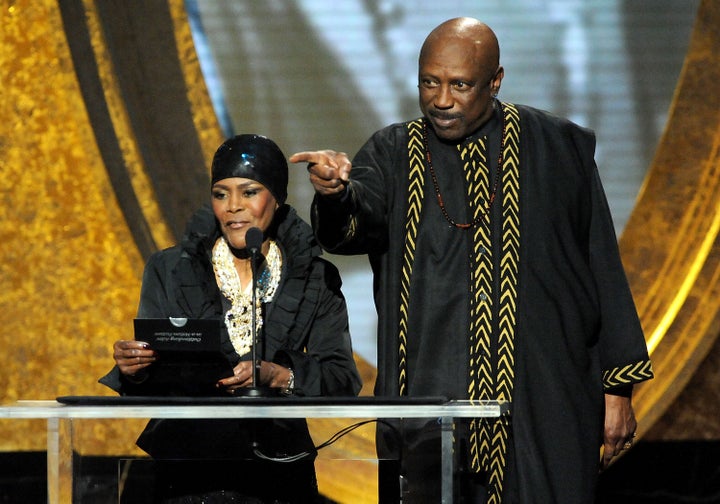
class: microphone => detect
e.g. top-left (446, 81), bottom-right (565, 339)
top-left (234, 227), bottom-right (278, 397)
top-left (245, 226), bottom-right (263, 255)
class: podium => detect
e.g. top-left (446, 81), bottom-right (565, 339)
top-left (0, 398), bottom-right (508, 503)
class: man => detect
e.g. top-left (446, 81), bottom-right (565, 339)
top-left (290, 17), bottom-right (653, 503)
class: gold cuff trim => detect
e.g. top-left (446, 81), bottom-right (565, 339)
top-left (603, 359), bottom-right (654, 390)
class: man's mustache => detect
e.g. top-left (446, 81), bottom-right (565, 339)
top-left (428, 110), bottom-right (462, 120)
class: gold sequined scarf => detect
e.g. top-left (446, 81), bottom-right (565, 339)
top-left (212, 237), bottom-right (282, 356)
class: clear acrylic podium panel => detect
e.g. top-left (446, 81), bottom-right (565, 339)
top-left (0, 399), bottom-right (508, 503)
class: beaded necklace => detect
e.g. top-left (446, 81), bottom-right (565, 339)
top-left (212, 237), bottom-right (282, 357)
top-left (422, 101), bottom-right (507, 229)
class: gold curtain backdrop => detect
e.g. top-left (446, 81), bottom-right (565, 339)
top-left (0, 0), bottom-right (148, 451)
top-left (1, 0), bottom-right (719, 502)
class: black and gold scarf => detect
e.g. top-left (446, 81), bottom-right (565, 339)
top-left (400, 102), bottom-right (520, 503)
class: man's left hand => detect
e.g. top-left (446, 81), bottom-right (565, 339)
top-left (601, 392), bottom-right (637, 470)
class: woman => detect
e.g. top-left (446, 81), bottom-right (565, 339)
top-left (100, 134), bottom-right (362, 503)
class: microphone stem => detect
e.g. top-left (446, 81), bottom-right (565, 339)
top-left (250, 249), bottom-right (259, 387)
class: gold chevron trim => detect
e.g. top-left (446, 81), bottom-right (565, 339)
top-left (496, 102), bottom-right (520, 405)
top-left (603, 359), bottom-right (654, 389)
top-left (471, 102), bottom-right (521, 504)
top-left (398, 119), bottom-right (426, 395)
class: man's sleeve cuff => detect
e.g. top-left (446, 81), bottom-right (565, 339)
top-left (602, 359), bottom-right (654, 391)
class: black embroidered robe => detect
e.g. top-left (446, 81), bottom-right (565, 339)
top-left (312, 102), bottom-right (653, 503)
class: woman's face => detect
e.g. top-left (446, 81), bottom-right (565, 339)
top-left (211, 177), bottom-right (278, 250)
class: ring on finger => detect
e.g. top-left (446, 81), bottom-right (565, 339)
top-left (622, 433), bottom-right (637, 450)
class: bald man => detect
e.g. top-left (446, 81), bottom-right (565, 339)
top-left (291, 17), bottom-right (652, 504)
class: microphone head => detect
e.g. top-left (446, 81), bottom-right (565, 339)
top-left (245, 227), bottom-right (264, 253)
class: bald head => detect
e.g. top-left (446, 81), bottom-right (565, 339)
top-left (420, 18), bottom-right (500, 71)
top-left (417, 18), bottom-right (504, 141)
